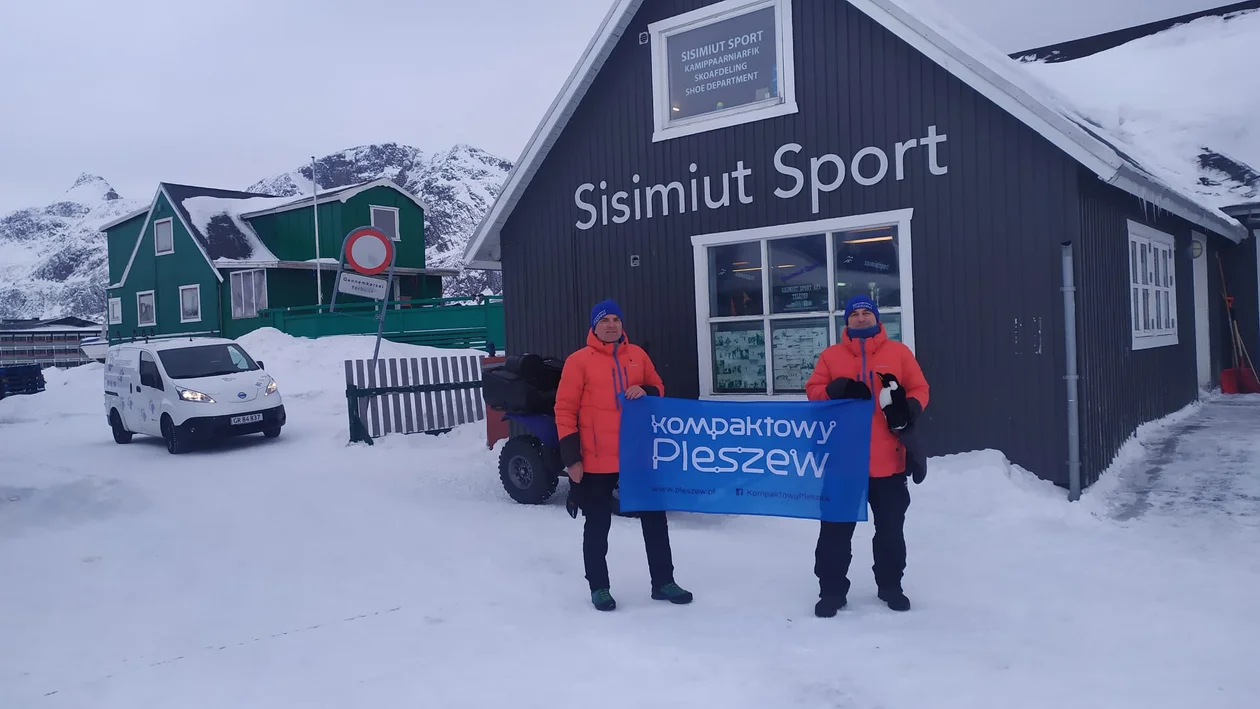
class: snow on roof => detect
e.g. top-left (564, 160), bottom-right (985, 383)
top-left (1019, 8), bottom-right (1260, 213)
top-left (174, 191), bottom-right (289, 264)
top-left (464, 0), bottom-right (1252, 268)
top-left (237, 177), bottom-right (432, 219)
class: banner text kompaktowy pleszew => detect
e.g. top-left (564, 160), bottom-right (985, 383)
top-left (649, 413), bottom-right (835, 478)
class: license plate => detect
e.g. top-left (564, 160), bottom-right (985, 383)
top-left (231, 413), bottom-right (264, 425)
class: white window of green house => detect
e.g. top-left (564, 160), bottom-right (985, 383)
top-left (108, 297), bottom-right (122, 325)
top-left (230, 269), bottom-right (268, 319)
top-left (692, 209), bottom-right (915, 399)
top-left (154, 218), bottom-right (174, 255)
top-left (1128, 220), bottom-right (1178, 350)
top-left (371, 206), bottom-right (400, 241)
top-left (136, 290), bottom-right (156, 327)
top-left (179, 284), bottom-right (201, 323)
top-left (648, 0), bottom-right (797, 143)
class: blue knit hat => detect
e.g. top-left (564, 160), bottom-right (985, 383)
top-left (844, 295), bottom-right (880, 323)
top-left (590, 299), bottom-right (623, 330)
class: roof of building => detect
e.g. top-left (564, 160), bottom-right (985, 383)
top-left (163, 183), bottom-right (287, 263)
top-left (1011, 1), bottom-right (1260, 63)
top-left (0, 316), bottom-right (102, 332)
top-left (1017, 6), bottom-right (1260, 223)
top-left (463, 0), bottom-right (1255, 269)
top-left (236, 177), bottom-right (433, 219)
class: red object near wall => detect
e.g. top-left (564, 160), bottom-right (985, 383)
top-left (1221, 368), bottom-right (1260, 394)
top-left (481, 356), bottom-right (510, 449)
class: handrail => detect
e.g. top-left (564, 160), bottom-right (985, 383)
top-left (261, 295), bottom-right (503, 318)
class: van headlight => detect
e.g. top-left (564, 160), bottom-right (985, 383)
top-left (265, 379), bottom-right (278, 396)
top-left (178, 387), bottom-right (215, 403)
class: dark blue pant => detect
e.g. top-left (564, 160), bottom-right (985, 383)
top-left (577, 472), bottom-right (675, 591)
top-left (815, 473), bottom-right (911, 599)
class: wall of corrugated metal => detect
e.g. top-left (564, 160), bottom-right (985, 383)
top-left (499, 0), bottom-right (1092, 484)
top-left (1074, 175), bottom-right (1202, 485)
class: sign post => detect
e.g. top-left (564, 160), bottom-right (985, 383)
top-left (329, 225), bottom-right (396, 363)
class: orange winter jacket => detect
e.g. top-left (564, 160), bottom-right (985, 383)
top-left (555, 331), bottom-right (665, 474)
top-left (805, 325), bottom-right (929, 478)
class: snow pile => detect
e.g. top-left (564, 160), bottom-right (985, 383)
top-left (1021, 9), bottom-right (1260, 209)
top-left (3, 334), bottom-right (1260, 708)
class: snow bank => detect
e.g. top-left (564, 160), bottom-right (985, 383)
top-left (1022, 9), bottom-right (1260, 209)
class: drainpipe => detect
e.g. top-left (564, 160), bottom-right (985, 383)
top-left (1061, 241), bottom-right (1082, 501)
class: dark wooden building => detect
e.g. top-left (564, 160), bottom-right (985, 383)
top-left (464, 0), bottom-right (1260, 495)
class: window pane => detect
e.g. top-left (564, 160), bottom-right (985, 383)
top-left (253, 271), bottom-right (267, 313)
top-left (156, 221), bottom-right (172, 252)
top-left (1132, 287), bottom-right (1140, 331)
top-left (1130, 241), bottom-right (1138, 284)
top-left (1155, 289), bottom-right (1162, 329)
top-left (1164, 291), bottom-right (1171, 330)
top-left (711, 321), bottom-right (766, 393)
top-left (181, 288), bottom-right (198, 319)
top-left (834, 226), bottom-right (900, 312)
top-left (709, 243), bottom-right (764, 316)
top-left (1141, 244), bottom-right (1148, 285)
top-left (664, 5), bottom-right (779, 121)
top-left (1143, 288), bottom-right (1150, 329)
top-left (769, 233), bottom-right (827, 314)
top-left (231, 274), bottom-right (244, 318)
top-left (1163, 249), bottom-right (1171, 287)
top-left (372, 208), bottom-right (398, 240)
top-left (771, 318), bottom-right (829, 393)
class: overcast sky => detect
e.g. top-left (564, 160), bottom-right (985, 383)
top-left (0, 0), bottom-right (1222, 214)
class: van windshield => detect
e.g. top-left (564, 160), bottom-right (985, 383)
top-left (157, 343), bottom-right (259, 379)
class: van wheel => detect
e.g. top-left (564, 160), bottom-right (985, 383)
top-left (263, 425), bottom-right (281, 438)
top-left (110, 410), bottom-right (133, 444)
top-left (161, 415), bottom-right (186, 455)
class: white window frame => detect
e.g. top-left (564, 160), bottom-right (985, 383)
top-left (1127, 220), bottom-right (1178, 351)
top-left (153, 217), bottom-right (174, 256)
top-left (371, 205), bottom-right (401, 241)
top-left (230, 269), bottom-right (269, 320)
top-left (108, 297), bottom-right (122, 325)
top-left (136, 290), bottom-right (156, 327)
top-left (648, 0), bottom-right (797, 143)
top-left (179, 284), bottom-right (201, 324)
top-left (691, 208), bottom-right (915, 400)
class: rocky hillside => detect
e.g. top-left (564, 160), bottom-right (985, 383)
top-left (0, 143), bottom-right (512, 321)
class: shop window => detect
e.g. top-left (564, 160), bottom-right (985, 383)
top-left (230, 269), bottom-right (269, 320)
top-left (1127, 220), bottom-right (1178, 350)
top-left (154, 218), bottom-right (174, 255)
top-left (179, 284), bottom-right (201, 323)
top-left (371, 206), bottom-right (400, 241)
top-left (695, 212), bottom-right (914, 397)
top-left (648, 0), bottom-right (797, 143)
top-left (136, 290), bottom-right (156, 327)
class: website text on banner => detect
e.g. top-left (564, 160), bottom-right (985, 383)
top-left (617, 396), bottom-right (874, 522)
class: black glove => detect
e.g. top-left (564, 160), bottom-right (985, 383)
top-left (825, 377), bottom-right (871, 400)
top-left (898, 426), bottom-right (928, 485)
top-left (876, 372), bottom-right (913, 431)
top-left (566, 480), bottom-right (582, 519)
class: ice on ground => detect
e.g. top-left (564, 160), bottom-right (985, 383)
top-left (1, 329), bottom-right (1257, 708)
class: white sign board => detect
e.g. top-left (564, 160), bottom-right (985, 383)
top-left (338, 272), bottom-right (389, 300)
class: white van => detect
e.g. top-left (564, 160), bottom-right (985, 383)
top-left (103, 337), bottom-right (286, 454)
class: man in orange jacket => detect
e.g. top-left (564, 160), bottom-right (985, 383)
top-left (554, 299), bottom-right (693, 611)
top-left (805, 295), bottom-right (929, 616)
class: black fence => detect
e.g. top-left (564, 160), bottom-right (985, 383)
top-left (344, 354), bottom-right (487, 445)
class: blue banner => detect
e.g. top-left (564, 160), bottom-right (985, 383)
top-left (617, 396), bottom-right (874, 522)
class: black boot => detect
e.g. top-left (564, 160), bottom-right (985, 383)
top-left (878, 589), bottom-right (911, 611)
top-left (814, 595), bottom-right (846, 617)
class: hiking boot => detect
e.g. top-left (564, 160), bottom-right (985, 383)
top-left (878, 589), bottom-right (911, 612)
top-left (591, 588), bottom-right (616, 611)
top-left (814, 595), bottom-right (847, 618)
top-left (651, 582), bottom-right (693, 604)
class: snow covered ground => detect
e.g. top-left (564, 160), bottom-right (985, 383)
top-left (2, 329), bottom-right (1258, 708)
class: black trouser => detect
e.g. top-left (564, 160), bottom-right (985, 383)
top-left (577, 472), bottom-right (675, 591)
top-left (814, 473), bottom-right (911, 599)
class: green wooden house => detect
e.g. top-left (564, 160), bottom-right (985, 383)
top-left (100, 178), bottom-right (461, 344)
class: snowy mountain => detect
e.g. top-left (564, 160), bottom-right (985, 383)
top-left (0, 144), bottom-right (512, 321)
top-left (0, 174), bottom-right (145, 322)
top-left (247, 142), bottom-right (512, 298)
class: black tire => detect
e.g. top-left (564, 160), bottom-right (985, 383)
top-left (110, 409), bottom-right (132, 444)
top-left (499, 435), bottom-right (560, 504)
top-left (263, 425), bottom-right (281, 438)
top-left (161, 415), bottom-right (186, 455)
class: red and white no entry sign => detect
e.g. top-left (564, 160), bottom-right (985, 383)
top-left (344, 227), bottom-right (394, 275)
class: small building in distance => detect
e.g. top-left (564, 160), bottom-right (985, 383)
top-left (0, 316), bottom-right (102, 369)
top-left (101, 177), bottom-right (459, 344)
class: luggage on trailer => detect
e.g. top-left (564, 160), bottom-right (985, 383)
top-left (482, 353), bottom-right (565, 414)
